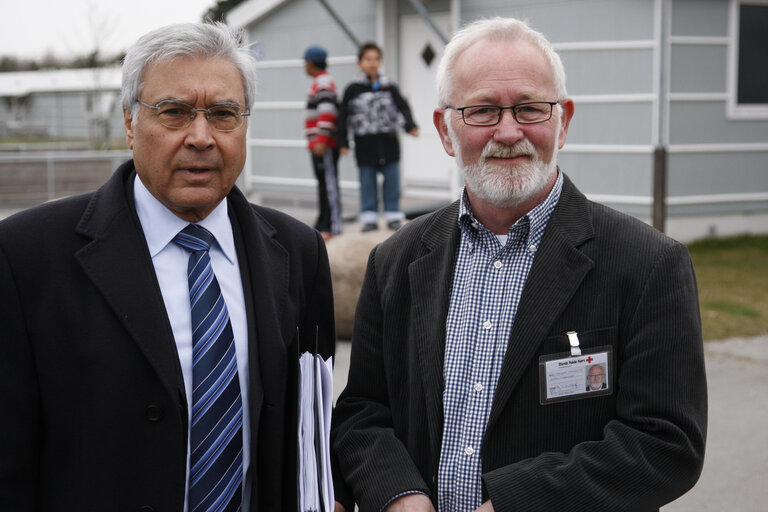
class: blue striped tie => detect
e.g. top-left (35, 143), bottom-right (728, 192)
top-left (174, 224), bottom-right (243, 512)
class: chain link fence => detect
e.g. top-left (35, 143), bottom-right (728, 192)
top-left (0, 150), bottom-right (131, 208)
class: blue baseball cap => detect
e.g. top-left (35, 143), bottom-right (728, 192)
top-left (304, 45), bottom-right (328, 66)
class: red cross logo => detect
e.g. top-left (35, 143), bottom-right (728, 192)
top-left (586, 356), bottom-right (593, 363)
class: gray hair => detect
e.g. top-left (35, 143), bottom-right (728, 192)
top-left (436, 17), bottom-right (567, 106)
top-left (121, 22), bottom-right (258, 120)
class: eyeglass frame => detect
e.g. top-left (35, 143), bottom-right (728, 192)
top-left (136, 99), bottom-right (251, 132)
top-left (444, 101), bottom-right (560, 127)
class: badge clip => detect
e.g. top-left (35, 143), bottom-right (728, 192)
top-left (566, 331), bottom-right (581, 356)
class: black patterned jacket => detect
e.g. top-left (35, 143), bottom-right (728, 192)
top-left (337, 72), bottom-right (418, 166)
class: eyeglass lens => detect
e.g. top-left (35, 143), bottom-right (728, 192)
top-left (462, 102), bottom-right (552, 125)
top-left (153, 102), bottom-right (245, 131)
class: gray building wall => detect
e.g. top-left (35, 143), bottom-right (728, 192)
top-left (0, 89), bottom-right (124, 145)
top-left (74, 0), bottom-right (754, 239)
top-left (242, 0), bottom-right (378, 191)
top-left (667, 0), bottom-right (768, 216)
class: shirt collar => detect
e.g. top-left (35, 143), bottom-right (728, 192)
top-left (458, 168), bottom-right (564, 240)
top-left (133, 175), bottom-right (237, 264)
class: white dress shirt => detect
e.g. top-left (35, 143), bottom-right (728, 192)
top-left (133, 176), bottom-right (251, 511)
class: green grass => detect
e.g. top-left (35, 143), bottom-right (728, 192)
top-left (687, 234), bottom-right (768, 341)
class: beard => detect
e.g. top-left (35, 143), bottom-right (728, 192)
top-left (449, 122), bottom-right (559, 209)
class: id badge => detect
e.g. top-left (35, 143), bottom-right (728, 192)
top-left (539, 331), bottom-right (613, 405)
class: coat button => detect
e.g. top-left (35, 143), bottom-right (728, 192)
top-left (145, 405), bottom-right (164, 422)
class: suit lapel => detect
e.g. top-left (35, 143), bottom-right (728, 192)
top-left (487, 177), bottom-right (596, 430)
top-left (228, 190), bottom-right (297, 509)
top-left (75, 163), bottom-right (185, 403)
top-left (409, 203), bottom-right (461, 459)
top-left (226, 190), bottom-right (288, 424)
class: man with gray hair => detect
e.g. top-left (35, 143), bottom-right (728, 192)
top-left (332, 17), bottom-right (706, 512)
top-left (0, 22), bottom-right (335, 511)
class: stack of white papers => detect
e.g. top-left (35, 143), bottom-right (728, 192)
top-left (298, 351), bottom-right (334, 512)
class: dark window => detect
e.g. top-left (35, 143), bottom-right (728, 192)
top-left (737, 4), bottom-right (768, 104)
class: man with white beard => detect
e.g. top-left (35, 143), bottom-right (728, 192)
top-left (331, 17), bottom-right (706, 512)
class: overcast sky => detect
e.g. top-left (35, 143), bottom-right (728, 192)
top-left (1, 0), bottom-right (219, 61)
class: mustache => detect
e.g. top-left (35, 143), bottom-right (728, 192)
top-left (481, 140), bottom-right (536, 160)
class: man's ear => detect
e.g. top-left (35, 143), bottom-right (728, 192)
top-left (123, 108), bottom-right (135, 150)
top-left (557, 98), bottom-right (575, 150)
top-left (433, 108), bottom-right (455, 157)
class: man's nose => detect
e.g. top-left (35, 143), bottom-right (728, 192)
top-left (184, 113), bottom-right (215, 149)
top-left (493, 109), bottom-right (525, 142)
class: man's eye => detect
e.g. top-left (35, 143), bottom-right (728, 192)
top-left (518, 104), bottom-right (545, 113)
top-left (470, 107), bottom-right (496, 115)
top-left (159, 107), bottom-right (188, 117)
top-left (210, 108), bottom-right (238, 119)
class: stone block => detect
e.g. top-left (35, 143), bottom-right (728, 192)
top-left (326, 222), bottom-right (400, 339)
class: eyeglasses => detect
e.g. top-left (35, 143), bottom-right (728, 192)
top-left (137, 100), bottom-right (250, 132)
top-left (446, 101), bottom-right (558, 126)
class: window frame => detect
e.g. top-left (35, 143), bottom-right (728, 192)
top-left (727, 0), bottom-right (768, 119)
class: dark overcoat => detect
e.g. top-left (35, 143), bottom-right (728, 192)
top-left (0, 161), bottom-right (335, 511)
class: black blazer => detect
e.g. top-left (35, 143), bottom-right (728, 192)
top-left (0, 161), bottom-right (335, 511)
top-left (331, 175), bottom-right (706, 512)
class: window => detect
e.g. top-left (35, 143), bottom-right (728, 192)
top-left (728, 0), bottom-right (768, 119)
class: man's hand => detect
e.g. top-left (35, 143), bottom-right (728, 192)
top-left (334, 500), bottom-right (346, 512)
top-left (407, 127), bottom-right (419, 137)
top-left (311, 143), bottom-right (327, 156)
top-left (340, 147), bottom-right (349, 156)
top-left (384, 493), bottom-right (436, 511)
top-left (475, 500), bottom-right (494, 511)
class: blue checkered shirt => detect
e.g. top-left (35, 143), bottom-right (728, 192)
top-left (437, 172), bottom-right (563, 511)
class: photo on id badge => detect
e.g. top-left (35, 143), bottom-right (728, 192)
top-left (538, 332), bottom-right (613, 405)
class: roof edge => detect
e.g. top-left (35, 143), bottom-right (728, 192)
top-left (227, 0), bottom-right (291, 29)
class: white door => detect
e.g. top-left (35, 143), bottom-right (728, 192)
top-left (399, 13), bottom-right (458, 199)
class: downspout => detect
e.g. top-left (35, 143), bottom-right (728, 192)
top-left (653, 0), bottom-right (670, 232)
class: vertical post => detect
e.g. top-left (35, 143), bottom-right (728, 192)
top-left (47, 156), bottom-right (56, 201)
top-left (652, 146), bottom-right (667, 232)
top-left (450, 0), bottom-right (461, 34)
top-left (652, 0), bottom-right (670, 234)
